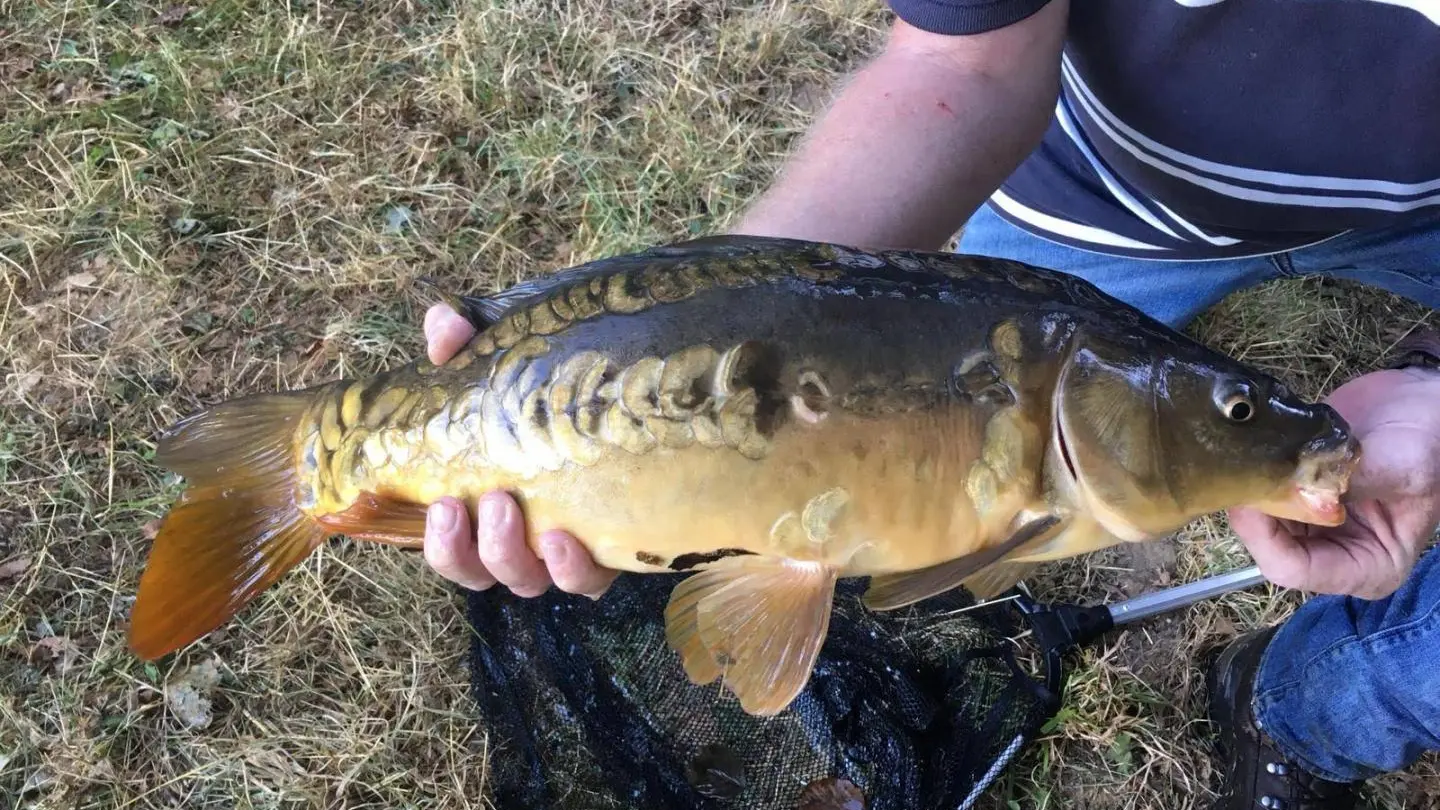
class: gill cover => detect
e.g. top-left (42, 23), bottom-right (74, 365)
top-left (1053, 336), bottom-right (1177, 541)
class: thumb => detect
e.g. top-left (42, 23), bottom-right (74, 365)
top-left (1342, 430), bottom-right (1430, 502)
top-left (1227, 506), bottom-right (1310, 590)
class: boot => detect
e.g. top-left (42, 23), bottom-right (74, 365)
top-left (1206, 627), bottom-right (1361, 810)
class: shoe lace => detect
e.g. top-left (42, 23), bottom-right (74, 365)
top-left (1253, 754), bottom-right (1356, 810)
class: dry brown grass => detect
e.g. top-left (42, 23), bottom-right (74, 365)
top-left (2, 1), bottom-right (1436, 808)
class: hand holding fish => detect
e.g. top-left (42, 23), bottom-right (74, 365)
top-left (420, 302), bottom-right (619, 599)
top-left (1229, 362), bottom-right (1440, 601)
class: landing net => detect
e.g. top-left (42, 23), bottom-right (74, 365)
top-left (464, 574), bottom-right (1060, 810)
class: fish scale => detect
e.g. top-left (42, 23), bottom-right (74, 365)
top-left (128, 233), bottom-right (1361, 719)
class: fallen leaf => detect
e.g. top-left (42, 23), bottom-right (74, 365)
top-left (157, 5), bottom-right (191, 25)
top-left (383, 203), bottom-right (415, 234)
top-left (31, 635), bottom-right (80, 675)
top-left (1212, 615), bottom-right (1237, 638)
top-left (61, 271), bottom-right (97, 289)
top-left (142, 519), bottom-right (162, 540)
top-left (215, 94), bottom-right (244, 121)
top-left (0, 556), bottom-right (31, 580)
top-left (188, 364), bottom-right (214, 390)
top-left (21, 768), bottom-right (55, 797)
top-left (798, 777), bottom-right (866, 810)
top-left (10, 371), bottom-right (42, 398)
top-left (4, 55), bottom-right (35, 80)
top-left (170, 216), bottom-right (202, 234)
top-left (166, 657), bottom-right (224, 729)
top-left (270, 186), bottom-right (299, 207)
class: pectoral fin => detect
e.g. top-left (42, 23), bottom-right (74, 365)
top-left (958, 561), bottom-right (1038, 602)
top-left (664, 556), bottom-right (839, 717)
top-left (960, 517), bottom-right (1131, 600)
top-left (863, 514), bottom-right (1061, 611)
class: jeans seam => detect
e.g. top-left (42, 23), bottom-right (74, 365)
top-left (1328, 265), bottom-right (1440, 291)
top-left (1268, 252), bottom-right (1298, 277)
top-left (1253, 600), bottom-right (1440, 782)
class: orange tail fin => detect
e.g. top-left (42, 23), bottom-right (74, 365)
top-left (129, 390), bottom-right (327, 660)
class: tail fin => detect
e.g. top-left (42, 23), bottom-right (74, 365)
top-left (129, 390), bottom-right (327, 660)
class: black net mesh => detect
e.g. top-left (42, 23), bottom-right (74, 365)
top-left (464, 572), bottom-right (1062, 810)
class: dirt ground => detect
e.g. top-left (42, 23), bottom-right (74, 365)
top-left (3, 1), bottom-right (1438, 808)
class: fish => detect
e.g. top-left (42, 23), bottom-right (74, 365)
top-left (127, 234), bottom-right (1361, 717)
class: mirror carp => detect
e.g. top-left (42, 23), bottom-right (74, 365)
top-left (128, 234), bottom-right (1361, 717)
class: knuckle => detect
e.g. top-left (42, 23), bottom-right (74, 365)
top-left (480, 536), bottom-right (525, 569)
top-left (476, 520), bottom-right (518, 556)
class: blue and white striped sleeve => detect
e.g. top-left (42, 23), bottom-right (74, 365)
top-left (887, 0), bottom-right (1055, 35)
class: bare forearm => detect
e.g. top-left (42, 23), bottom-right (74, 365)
top-left (732, 3), bottom-right (1067, 251)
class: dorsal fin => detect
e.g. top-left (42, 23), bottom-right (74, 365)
top-left (415, 276), bottom-right (515, 330)
top-left (419, 234), bottom-right (825, 330)
top-left (639, 233), bottom-right (820, 258)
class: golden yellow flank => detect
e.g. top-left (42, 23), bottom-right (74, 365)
top-left (130, 234), bottom-right (1360, 717)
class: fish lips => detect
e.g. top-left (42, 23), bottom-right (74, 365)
top-left (1254, 405), bottom-right (1363, 527)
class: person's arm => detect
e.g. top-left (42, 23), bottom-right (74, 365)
top-left (419, 3), bottom-right (1070, 598)
top-left (733, 1), bottom-right (1068, 250)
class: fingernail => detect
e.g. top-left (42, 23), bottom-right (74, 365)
top-left (479, 494), bottom-right (509, 529)
top-left (541, 534), bottom-right (567, 564)
top-left (428, 501), bottom-right (456, 533)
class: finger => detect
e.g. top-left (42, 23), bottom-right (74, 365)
top-left (475, 491), bottom-right (552, 597)
top-left (1227, 506), bottom-right (1312, 590)
top-left (423, 304), bottom-right (477, 366)
top-left (539, 530), bottom-right (619, 599)
top-left (1344, 432), bottom-right (1431, 502)
top-left (423, 497), bottom-right (498, 591)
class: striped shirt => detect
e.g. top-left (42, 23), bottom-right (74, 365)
top-left (889, 0), bottom-right (1440, 259)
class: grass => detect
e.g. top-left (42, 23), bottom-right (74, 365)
top-left (1, 0), bottom-right (1436, 808)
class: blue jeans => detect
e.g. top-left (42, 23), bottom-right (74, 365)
top-left (957, 202), bottom-right (1440, 783)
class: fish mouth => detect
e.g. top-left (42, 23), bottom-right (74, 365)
top-left (1259, 483), bottom-right (1349, 527)
top-left (1255, 424), bottom-right (1363, 527)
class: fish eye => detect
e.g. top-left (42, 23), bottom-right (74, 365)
top-left (1224, 395), bottom-right (1254, 422)
top-left (1213, 379), bottom-right (1257, 423)
top-left (1216, 383), bottom-right (1256, 423)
